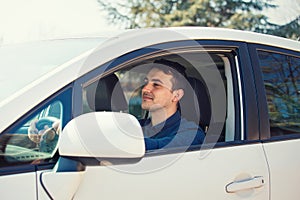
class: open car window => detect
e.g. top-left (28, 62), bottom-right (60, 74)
top-left (81, 48), bottom-right (238, 152)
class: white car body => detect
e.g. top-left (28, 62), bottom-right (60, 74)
top-left (0, 27), bottom-right (299, 199)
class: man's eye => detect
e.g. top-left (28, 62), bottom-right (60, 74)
top-left (153, 83), bottom-right (162, 88)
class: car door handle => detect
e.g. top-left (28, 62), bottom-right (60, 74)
top-left (226, 176), bottom-right (264, 193)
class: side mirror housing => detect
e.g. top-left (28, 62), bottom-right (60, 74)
top-left (59, 112), bottom-right (145, 164)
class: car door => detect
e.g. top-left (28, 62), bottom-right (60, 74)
top-left (250, 44), bottom-right (300, 200)
top-left (59, 40), bottom-right (270, 200)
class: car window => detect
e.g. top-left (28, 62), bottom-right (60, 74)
top-left (0, 88), bottom-right (72, 168)
top-left (258, 50), bottom-right (300, 137)
top-left (81, 48), bottom-right (238, 152)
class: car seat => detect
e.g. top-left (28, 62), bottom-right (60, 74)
top-left (181, 77), bottom-right (225, 142)
top-left (94, 74), bottom-right (128, 112)
top-left (85, 74), bottom-right (128, 113)
top-left (180, 77), bottom-right (211, 133)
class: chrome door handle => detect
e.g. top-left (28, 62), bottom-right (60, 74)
top-left (226, 176), bottom-right (265, 193)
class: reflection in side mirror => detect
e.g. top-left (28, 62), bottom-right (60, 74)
top-left (59, 112), bottom-right (145, 162)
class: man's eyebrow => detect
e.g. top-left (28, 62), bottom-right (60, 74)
top-left (150, 78), bottom-right (164, 84)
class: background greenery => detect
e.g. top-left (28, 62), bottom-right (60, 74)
top-left (97, 0), bottom-right (299, 40)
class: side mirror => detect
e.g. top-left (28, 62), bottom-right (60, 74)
top-left (59, 112), bottom-right (145, 164)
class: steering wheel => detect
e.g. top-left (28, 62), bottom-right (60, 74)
top-left (28, 117), bottom-right (60, 145)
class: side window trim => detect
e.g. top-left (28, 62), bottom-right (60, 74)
top-left (234, 42), bottom-right (260, 141)
top-left (234, 55), bottom-right (244, 140)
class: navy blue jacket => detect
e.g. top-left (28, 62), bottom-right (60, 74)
top-left (140, 111), bottom-right (205, 150)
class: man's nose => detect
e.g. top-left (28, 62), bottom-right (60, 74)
top-left (142, 82), bottom-right (152, 92)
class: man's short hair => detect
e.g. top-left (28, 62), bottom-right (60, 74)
top-left (153, 59), bottom-right (187, 90)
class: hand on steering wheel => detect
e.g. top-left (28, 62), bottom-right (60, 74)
top-left (28, 117), bottom-right (60, 145)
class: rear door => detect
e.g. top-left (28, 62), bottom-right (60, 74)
top-left (250, 44), bottom-right (300, 200)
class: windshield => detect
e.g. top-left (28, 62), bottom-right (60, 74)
top-left (0, 37), bottom-right (106, 102)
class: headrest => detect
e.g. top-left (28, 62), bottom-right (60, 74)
top-left (94, 74), bottom-right (128, 112)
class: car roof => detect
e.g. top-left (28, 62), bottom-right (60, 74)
top-left (0, 27), bottom-right (299, 132)
top-left (169, 27), bottom-right (299, 51)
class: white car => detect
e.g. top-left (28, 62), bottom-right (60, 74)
top-left (0, 27), bottom-right (299, 200)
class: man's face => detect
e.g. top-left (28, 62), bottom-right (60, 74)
top-left (141, 68), bottom-right (176, 112)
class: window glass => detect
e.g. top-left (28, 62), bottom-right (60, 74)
top-left (0, 101), bottom-right (62, 167)
top-left (258, 50), bottom-right (300, 137)
top-left (0, 87), bottom-right (72, 168)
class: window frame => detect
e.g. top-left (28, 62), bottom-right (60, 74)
top-left (73, 40), bottom-right (259, 154)
top-left (249, 43), bottom-right (300, 141)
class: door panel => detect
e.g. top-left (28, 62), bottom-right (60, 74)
top-left (72, 144), bottom-right (269, 200)
top-left (0, 172), bottom-right (37, 199)
top-left (263, 139), bottom-right (300, 200)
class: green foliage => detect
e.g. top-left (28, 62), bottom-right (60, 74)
top-left (98, 0), bottom-right (298, 39)
top-left (269, 17), bottom-right (300, 40)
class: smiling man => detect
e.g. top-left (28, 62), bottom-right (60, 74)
top-left (139, 59), bottom-right (205, 150)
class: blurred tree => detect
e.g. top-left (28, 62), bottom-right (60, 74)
top-left (267, 0), bottom-right (299, 39)
top-left (98, 0), bottom-right (277, 33)
top-left (269, 17), bottom-right (299, 40)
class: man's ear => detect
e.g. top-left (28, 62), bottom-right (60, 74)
top-left (172, 89), bottom-right (184, 102)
